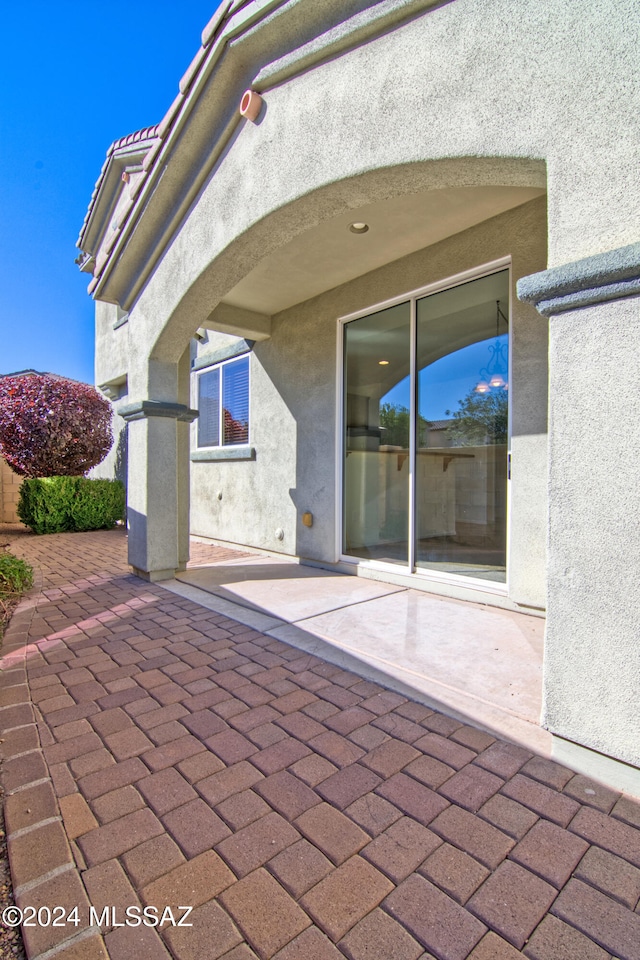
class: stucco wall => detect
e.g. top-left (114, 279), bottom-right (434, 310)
top-left (545, 296), bottom-right (640, 766)
top-left (88, 0), bottom-right (640, 770)
top-left (109, 0), bottom-right (637, 378)
top-left (90, 301), bottom-right (129, 485)
top-left (95, 301), bottom-right (130, 391)
top-left (88, 409), bottom-right (128, 487)
top-left (190, 196), bottom-right (548, 607)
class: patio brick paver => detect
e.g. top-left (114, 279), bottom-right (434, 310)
top-left (1, 527), bottom-right (640, 959)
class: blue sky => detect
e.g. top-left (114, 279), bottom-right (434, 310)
top-left (0, 2), bottom-right (222, 384)
top-left (382, 337), bottom-right (509, 421)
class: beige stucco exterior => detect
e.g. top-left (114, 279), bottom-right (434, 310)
top-left (82, 0), bottom-right (640, 784)
top-left (188, 197), bottom-right (548, 610)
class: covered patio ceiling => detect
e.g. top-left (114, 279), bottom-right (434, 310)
top-left (222, 185), bottom-right (545, 316)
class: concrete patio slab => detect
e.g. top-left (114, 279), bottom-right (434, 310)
top-left (175, 553), bottom-right (545, 755)
top-left (296, 590), bottom-right (543, 721)
top-left (267, 621), bottom-right (550, 759)
top-left (176, 557), bottom-right (404, 621)
top-left (167, 579), bottom-right (287, 635)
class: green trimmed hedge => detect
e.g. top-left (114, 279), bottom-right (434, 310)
top-left (18, 477), bottom-right (125, 535)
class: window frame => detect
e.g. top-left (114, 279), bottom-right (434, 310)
top-left (193, 353), bottom-right (251, 452)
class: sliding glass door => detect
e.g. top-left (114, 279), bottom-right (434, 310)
top-left (343, 301), bottom-right (411, 564)
top-left (343, 267), bottom-right (509, 583)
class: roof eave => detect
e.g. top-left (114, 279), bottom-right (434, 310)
top-left (85, 0), bottom-right (445, 310)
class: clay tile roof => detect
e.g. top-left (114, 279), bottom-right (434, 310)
top-left (108, 124), bottom-right (160, 156)
top-left (77, 3), bottom-right (234, 263)
top-left (0, 369), bottom-right (41, 378)
top-left (77, 124), bottom-right (160, 248)
top-left (0, 369), bottom-right (84, 384)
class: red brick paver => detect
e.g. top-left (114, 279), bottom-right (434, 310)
top-left (1, 526), bottom-right (640, 960)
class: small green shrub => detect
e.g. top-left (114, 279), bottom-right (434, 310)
top-left (18, 477), bottom-right (125, 535)
top-left (0, 552), bottom-right (33, 594)
top-left (18, 477), bottom-right (77, 534)
top-left (70, 479), bottom-right (126, 532)
top-left (0, 551), bottom-right (34, 640)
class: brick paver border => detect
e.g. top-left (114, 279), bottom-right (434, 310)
top-left (1, 528), bottom-right (640, 960)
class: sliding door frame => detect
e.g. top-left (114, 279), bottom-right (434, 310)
top-left (336, 255), bottom-right (512, 595)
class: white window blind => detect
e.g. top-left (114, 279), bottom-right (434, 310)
top-left (223, 356), bottom-right (249, 445)
top-left (197, 355), bottom-right (249, 448)
top-left (198, 368), bottom-right (220, 447)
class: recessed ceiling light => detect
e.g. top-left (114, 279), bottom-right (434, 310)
top-left (349, 222), bottom-right (369, 234)
top-left (378, 360), bottom-right (389, 365)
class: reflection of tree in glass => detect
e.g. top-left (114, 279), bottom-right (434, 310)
top-left (445, 388), bottom-right (508, 446)
top-left (379, 403), bottom-right (430, 447)
top-left (223, 408), bottom-right (248, 444)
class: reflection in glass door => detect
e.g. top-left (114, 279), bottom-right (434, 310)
top-left (416, 270), bottom-right (509, 581)
top-left (342, 267), bottom-right (509, 583)
top-left (343, 302), bottom-right (411, 564)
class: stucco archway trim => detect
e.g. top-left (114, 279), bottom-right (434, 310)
top-left (146, 157), bottom-right (546, 366)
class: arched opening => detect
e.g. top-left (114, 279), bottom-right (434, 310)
top-left (158, 159), bottom-right (548, 611)
top-left (114, 156), bottom-right (548, 742)
top-left (148, 158), bottom-right (546, 365)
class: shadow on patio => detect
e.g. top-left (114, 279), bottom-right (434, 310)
top-left (175, 547), bottom-right (548, 757)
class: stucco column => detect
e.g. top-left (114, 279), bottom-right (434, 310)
top-left (518, 242), bottom-right (640, 789)
top-left (119, 364), bottom-right (197, 581)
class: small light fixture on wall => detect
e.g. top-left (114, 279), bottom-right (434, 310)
top-left (378, 360), bottom-right (389, 366)
top-left (349, 222), bottom-right (369, 234)
top-left (475, 300), bottom-right (509, 394)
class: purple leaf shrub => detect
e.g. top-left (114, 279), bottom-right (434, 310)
top-left (0, 373), bottom-right (113, 477)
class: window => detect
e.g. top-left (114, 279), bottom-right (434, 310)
top-left (197, 355), bottom-right (249, 448)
